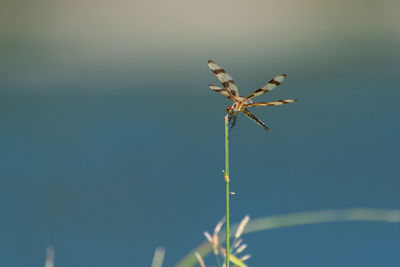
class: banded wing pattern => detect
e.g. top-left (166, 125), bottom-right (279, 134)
top-left (246, 99), bottom-right (297, 107)
top-left (243, 108), bottom-right (270, 132)
top-left (208, 60), bottom-right (239, 98)
top-left (207, 60), bottom-right (297, 132)
top-left (209, 84), bottom-right (232, 99)
top-left (245, 74), bottom-right (287, 100)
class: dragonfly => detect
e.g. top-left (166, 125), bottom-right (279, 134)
top-left (208, 60), bottom-right (297, 132)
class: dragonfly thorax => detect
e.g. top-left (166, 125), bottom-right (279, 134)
top-left (227, 97), bottom-right (253, 114)
top-left (227, 101), bottom-right (244, 114)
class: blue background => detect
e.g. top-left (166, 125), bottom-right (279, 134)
top-left (1, 0), bottom-right (400, 266)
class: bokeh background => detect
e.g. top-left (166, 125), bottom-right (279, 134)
top-left (1, 0), bottom-right (400, 266)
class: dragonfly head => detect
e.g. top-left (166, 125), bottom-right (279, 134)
top-left (226, 105), bottom-right (234, 115)
top-left (227, 101), bottom-right (242, 114)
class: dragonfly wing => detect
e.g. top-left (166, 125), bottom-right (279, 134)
top-left (243, 108), bottom-right (270, 132)
top-left (209, 84), bottom-right (233, 100)
top-left (245, 74), bottom-right (287, 100)
top-left (246, 99), bottom-right (297, 107)
top-left (208, 60), bottom-right (239, 99)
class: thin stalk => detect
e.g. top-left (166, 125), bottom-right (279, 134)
top-left (224, 115), bottom-right (230, 267)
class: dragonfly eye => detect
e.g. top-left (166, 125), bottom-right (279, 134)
top-left (226, 106), bottom-right (233, 114)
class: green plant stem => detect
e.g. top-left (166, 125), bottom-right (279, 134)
top-left (224, 115), bottom-right (230, 267)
